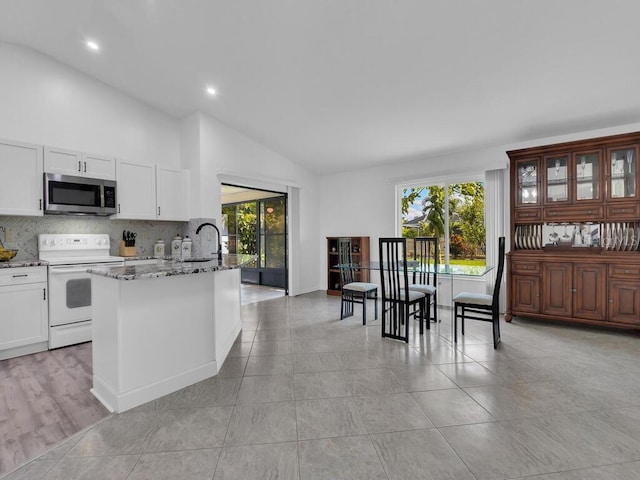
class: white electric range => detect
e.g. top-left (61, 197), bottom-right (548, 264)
top-left (38, 233), bottom-right (124, 349)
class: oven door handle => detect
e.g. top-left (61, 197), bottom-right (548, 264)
top-left (49, 266), bottom-right (96, 274)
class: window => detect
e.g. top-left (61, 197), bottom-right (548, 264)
top-left (401, 180), bottom-right (485, 268)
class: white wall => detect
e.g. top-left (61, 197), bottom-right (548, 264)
top-left (0, 42), bottom-right (180, 166)
top-left (318, 122), bottom-right (640, 291)
top-left (0, 43), bottom-right (321, 295)
top-left (182, 112), bottom-right (322, 295)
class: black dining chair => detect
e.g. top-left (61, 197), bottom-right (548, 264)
top-left (378, 237), bottom-right (427, 342)
top-left (338, 237), bottom-right (378, 324)
top-left (453, 236), bottom-right (505, 349)
top-left (408, 237), bottom-right (438, 323)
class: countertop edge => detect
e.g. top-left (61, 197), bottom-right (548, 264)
top-left (0, 260), bottom-right (48, 268)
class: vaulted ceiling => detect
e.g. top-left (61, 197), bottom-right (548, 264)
top-left (1, 0), bottom-right (639, 173)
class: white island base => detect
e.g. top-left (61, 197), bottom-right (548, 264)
top-left (90, 268), bottom-right (241, 413)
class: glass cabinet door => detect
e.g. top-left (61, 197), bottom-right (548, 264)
top-left (608, 146), bottom-right (637, 200)
top-left (574, 151), bottom-right (600, 201)
top-left (515, 158), bottom-right (539, 206)
top-left (545, 155), bottom-right (569, 204)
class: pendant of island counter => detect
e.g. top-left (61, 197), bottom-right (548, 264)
top-left (87, 256), bottom-right (253, 413)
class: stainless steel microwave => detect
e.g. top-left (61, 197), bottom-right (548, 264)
top-left (44, 173), bottom-right (117, 215)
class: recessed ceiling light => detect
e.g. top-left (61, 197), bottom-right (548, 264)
top-left (205, 86), bottom-right (217, 96)
top-left (86, 40), bottom-right (100, 51)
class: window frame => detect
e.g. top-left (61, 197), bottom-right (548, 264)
top-left (396, 172), bottom-right (485, 269)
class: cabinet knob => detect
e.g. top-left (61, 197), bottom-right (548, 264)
top-left (609, 299), bottom-right (614, 303)
top-left (625, 269), bottom-right (630, 274)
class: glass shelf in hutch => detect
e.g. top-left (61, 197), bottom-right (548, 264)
top-left (515, 158), bottom-right (539, 206)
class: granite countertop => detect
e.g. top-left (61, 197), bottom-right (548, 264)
top-left (87, 255), bottom-right (255, 280)
top-left (122, 255), bottom-right (175, 261)
top-left (0, 259), bottom-right (48, 268)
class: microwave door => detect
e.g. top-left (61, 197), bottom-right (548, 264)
top-left (44, 173), bottom-right (104, 214)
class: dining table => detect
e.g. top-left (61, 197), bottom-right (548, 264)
top-left (334, 260), bottom-right (494, 339)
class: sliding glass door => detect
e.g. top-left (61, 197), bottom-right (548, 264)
top-left (222, 195), bottom-right (287, 290)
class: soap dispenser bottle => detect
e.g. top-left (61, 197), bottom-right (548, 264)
top-left (181, 236), bottom-right (192, 260)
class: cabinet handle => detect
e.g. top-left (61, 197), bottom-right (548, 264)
top-left (84, 161), bottom-right (87, 173)
top-left (549, 212), bottom-right (558, 216)
top-left (587, 210), bottom-right (593, 214)
top-left (43, 288), bottom-right (46, 301)
top-left (118, 203), bottom-right (121, 214)
top-left (78, 160), bottom-right (81, 172)
top-left (12, 274), bottom-right (28, 278)
top-left (158, 206), bottom-right (161, 216)
top-left (39, 198), bottom-right (42, 210)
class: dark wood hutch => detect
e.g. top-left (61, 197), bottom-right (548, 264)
top-left (326, 236), bottom-right (371, 296)
top-left (507, 131), bottom-right (640, 330)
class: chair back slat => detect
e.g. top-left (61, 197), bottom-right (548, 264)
top-left (492, 237), bottom-right (506, 306)
top-left (338, 238), bottom-right (355, 286)
top-left (413, 237), bottom-right (438, 288)
top-left (379, 237), bottom-right (409, 303)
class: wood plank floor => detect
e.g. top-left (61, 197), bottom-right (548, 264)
top-left (0, 342), bottom-right (110, 476)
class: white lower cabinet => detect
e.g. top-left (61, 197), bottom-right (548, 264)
top-left (0, 266), bottom-right (49, 360)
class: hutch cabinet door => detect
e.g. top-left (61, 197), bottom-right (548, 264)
top-left (541, 262), bottom-right (572, 317)
top-left (606, 145), bottom-right (639, 202)
top-left (608, 280), bottom-right (640, 325)
top-left (573, 263), bottom-right (606, 321)
top-left (511, 274), bottom-right (540, 314)
top-left (543, 153), bottom-right (570, 205)
top-left (572, 150), bottom-right (602, 203)
top-left (513, 157), bottom-right (541, 208)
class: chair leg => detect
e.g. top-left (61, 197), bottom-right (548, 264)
top-left (374, 290), bottom-right (378, 320)
top-left (362, 293), bottom-right (367, 326)
top-left (403, 303), bottom-right (409, 342)
top-left (433, 292), bottom-right (438, 323)
top-left (426, 296), bottom-right (431, 330)
top-left (493, 311), bottom-right (501, 349)
top-left (418, 299), bottom-right (424, 335)
top-left (381, 299), bottom-right (386, 338)
top-left (461, 306), bottom-right (465, 336)
top-left (453, 303), bottom-right (458, 343)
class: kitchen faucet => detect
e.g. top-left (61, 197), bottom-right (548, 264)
top-left (195, 222), bottom-right (222, 263)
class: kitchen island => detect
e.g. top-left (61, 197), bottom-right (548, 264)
top-left (87, 256), bottom-right (252, 413)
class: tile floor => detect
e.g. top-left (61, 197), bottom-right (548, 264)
top-left (3, 291), bottom-right (640, 479)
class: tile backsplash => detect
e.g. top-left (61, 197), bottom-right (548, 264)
top-left (0, 215), bottom-right (187, 260)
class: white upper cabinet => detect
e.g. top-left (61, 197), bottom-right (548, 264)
top-left (156, 166), bottom-right (190, 221)
top-left (113, 160), bottom-right (190, 221)
top-left (45, 147), bottom-right (115, 180)
top-left (0, 139), bottom-right (43, 216)
top-left (82, 152), bottom-right (116, 179)
top-left (113, 159), bottom-right (157, 219)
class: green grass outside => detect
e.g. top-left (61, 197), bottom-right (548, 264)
top-left (450, 258), bottom-right (486, 266)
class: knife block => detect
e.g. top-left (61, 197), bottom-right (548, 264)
top-left (119, 240), bottom-right (137, 257)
